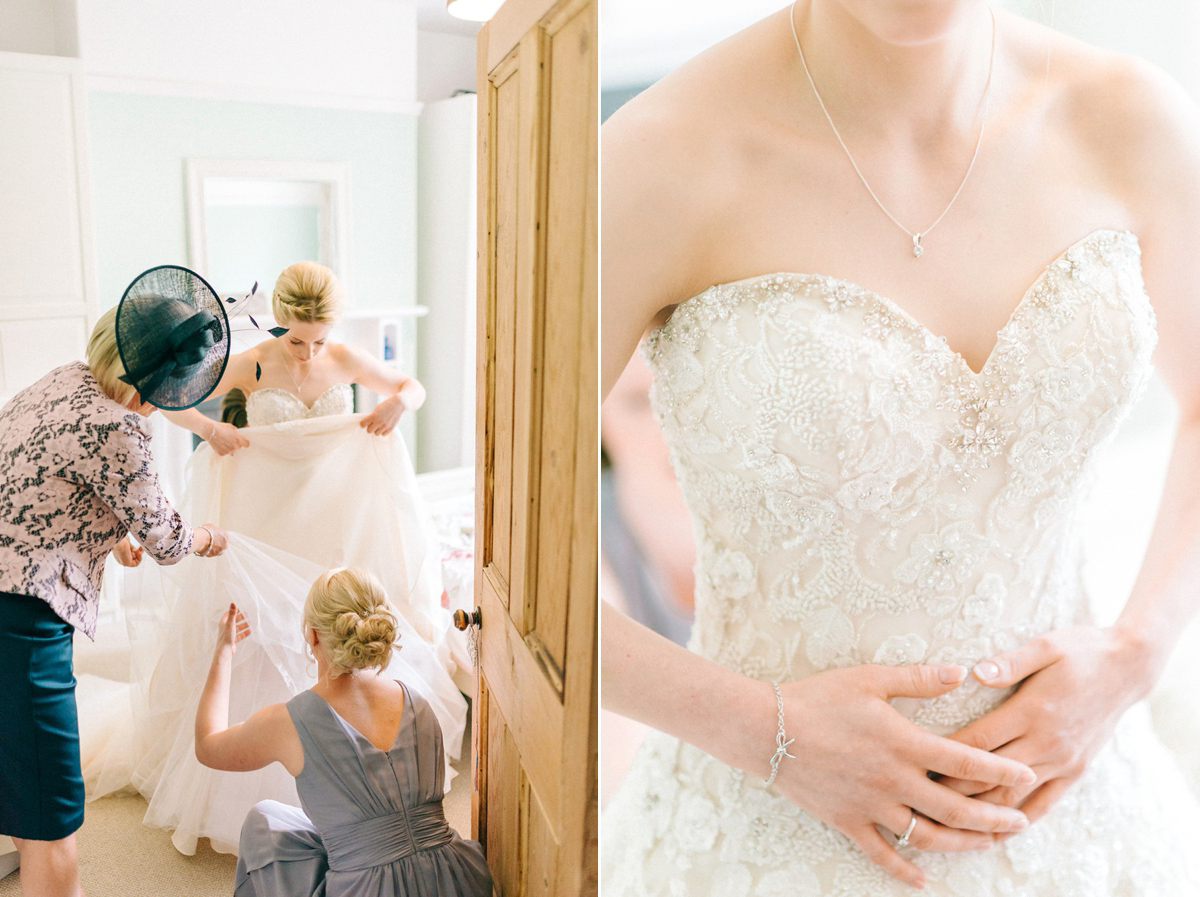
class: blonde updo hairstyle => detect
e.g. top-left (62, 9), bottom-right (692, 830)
top-left (87, 306), bottom-right (140, 409)
top-left (303, 567), bottom-right (398, 677)
top-left (272, 261), bottom-right (345, 326)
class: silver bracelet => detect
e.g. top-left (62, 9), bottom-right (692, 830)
top-left (197, 524), bottom-right (215, 557)
top-left (765, 680), bottom-right (796, 786)
top-left (208, 424), bottom-right (217, 441)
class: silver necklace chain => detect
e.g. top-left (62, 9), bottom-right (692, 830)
top-left (278, 338), bottom-right (312, 400)
top-left (789, 2), bottom-right (998, 257)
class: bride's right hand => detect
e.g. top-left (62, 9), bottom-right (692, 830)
top-left (770, 664), bottom-right (1034, 889)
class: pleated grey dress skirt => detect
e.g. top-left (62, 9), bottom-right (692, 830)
top-left (234, 684), bottom-right (492, 897)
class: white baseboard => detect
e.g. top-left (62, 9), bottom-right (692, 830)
top-left (0, 837), bottom-right (19, 879)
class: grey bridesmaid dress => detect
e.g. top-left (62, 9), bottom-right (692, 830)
top-left (234, 683), bottom-right (492, 896)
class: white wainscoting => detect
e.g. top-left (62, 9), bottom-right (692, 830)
top-left (0, 51), bottom-right (99, 402)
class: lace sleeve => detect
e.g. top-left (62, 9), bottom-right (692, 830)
top-left (82, 416), bottom-right (194, 563)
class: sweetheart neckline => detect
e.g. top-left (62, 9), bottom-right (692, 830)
top-left (670, 228), bottom-right (1138, 379)
top-left (248, 383), bottom-right (353, 412)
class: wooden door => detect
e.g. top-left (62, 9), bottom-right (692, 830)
top-left (473, 0), bottom-right (597, 893)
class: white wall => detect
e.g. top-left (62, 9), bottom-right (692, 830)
top-left (417, 94), bottom-right (476, 472)
top-left (0, 53), bottom-right (98, 403)
top-left (0, 0), bottom-right (76, 57)
top-left (600, 0), bottom-right (785, 89)
top-left (76, 0), bottom-right (418, 111)
top-left (1001, 0), bottom-right (1200, 100)
top-left (86, 92), bottom-right (417, 312)
top-left (602, 0), bottom-right (1200, 95)
top-left (417, 30), bottom-right (478, 104)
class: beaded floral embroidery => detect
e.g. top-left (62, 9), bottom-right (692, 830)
top-left (602, 231), bottom-right (1200, 895)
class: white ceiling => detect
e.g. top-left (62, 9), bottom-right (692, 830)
top-left (415, 0), bottom-right (483, 37)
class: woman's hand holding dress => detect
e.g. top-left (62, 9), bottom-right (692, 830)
top-left (192, 524), bottom-right (230, 558)
top-left (194, 603), bottom-right (304, 775)
top-left (216, 603), bottom-right (251, 654)
top-left (360, 395), bottom-right (406, 436)
top-left (207, 421), bottom-right (249, 456)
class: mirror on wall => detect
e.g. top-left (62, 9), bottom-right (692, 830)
top-left (185, 159), bottom-right (352, 305)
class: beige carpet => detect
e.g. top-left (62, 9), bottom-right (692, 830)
top-left (0, 708), bottom-right (474, 896)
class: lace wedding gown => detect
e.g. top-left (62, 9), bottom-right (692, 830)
top-left (105, 384), bottom-right (467, 855)
top-left (601, 231), bottom-right (1200, 894)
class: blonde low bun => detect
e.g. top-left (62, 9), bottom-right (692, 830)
top-left (304, 568), bottom-right (398, 676)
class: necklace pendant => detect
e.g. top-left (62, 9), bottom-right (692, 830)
top-left (912, 234), bottom-right (924, 258)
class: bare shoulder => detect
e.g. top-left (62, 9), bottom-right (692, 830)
top-left (326, 340), bottom-right (371, 374)
top-left (605, 10), bottom-right (787, 215)
top-left (603, 10), bottom-right (793, 319)
top-left (253, 701), bottom-right (305, 772)
top-left (602, 76), bottom-right (740, 295)
top-left (256, 700), bottom-right (295, 729)
top-left (1012, 17), bottom-right (1200, 405)
top-left (1014, 16), bottom-right (1200, 220)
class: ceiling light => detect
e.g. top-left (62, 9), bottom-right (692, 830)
top-left (447, 0), bottom-right (505, 22)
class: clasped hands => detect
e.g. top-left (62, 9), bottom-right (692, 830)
top-left (769, 625), bottom-right (1151, 889)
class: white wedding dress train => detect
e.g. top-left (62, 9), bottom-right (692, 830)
top-left (601, 231), bottom-right (1200, 894)
top-left (94, 391), bottom-right (467, 855)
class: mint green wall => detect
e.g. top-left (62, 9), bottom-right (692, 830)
top-left (86, 92), bottom-right (416, 312)
top-left (205, 204), bottom-right (321, 297)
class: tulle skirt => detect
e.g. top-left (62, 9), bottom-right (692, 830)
top-left (83, 416), bottom-right (468, 855)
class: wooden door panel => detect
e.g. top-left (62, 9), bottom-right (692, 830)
top-left (474, 0), bottom-right (596, 892)
top-left (483, 679), bottom-right (521, 877)
top-left (535, 0), bottom-right (596, 676)
top-left (479, 564), bottom-right (565, 814)
top-left (489, 54), bottom-right (521, 598)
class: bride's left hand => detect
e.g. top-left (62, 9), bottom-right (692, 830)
top-left (360, 395), bottom-right (406, 436)
top-left (939, 625), bottom-right (1154, 832)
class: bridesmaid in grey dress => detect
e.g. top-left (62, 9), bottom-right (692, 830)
top-left (193, 567), bottom-right (492, 897)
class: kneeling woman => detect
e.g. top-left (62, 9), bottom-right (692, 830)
top-left (195, 568), bottom-right (491, 897)
top-left (0, 267), bottom-right (231, 897)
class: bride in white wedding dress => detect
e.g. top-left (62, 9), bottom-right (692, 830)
top-left (601, 1), bottom-right (1200, 894)
top-left (107, 261), bottom-right (468, 855)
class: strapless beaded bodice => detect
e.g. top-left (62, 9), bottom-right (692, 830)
top-left (642, 229), bottom-right (1155, 731)
top-left (246, 384), bottom-right (354, 427)
top-left (604, 230), bottom-right (1200, 897)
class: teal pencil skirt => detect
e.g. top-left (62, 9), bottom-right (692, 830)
top-left (0, 591), bottom-right (85, 841)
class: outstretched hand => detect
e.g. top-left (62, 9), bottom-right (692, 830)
top-left (939, 626), bottom-right (1152, 833)
top-left (769, 664), bottom-right (1035, 889)
top-left (216, 603), bottom-right (251, 656)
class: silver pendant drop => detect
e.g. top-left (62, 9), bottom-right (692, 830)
top-left (912, 234), bottom-right (924, 258)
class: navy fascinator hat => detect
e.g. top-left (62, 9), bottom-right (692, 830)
top-left (116, 265), bottom-right (231, 410)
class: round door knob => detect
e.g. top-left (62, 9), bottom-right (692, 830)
top-left (453, 607), bottom-right (482, 631)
